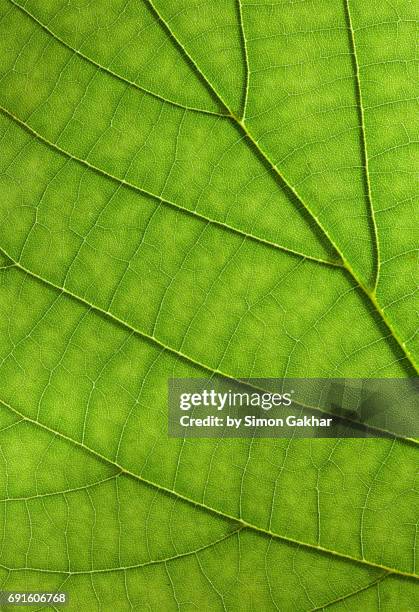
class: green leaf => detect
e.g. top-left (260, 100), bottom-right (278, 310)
top-left (0, 0), bottom-right (417, 609)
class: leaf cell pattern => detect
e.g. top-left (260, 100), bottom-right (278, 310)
top-left (0, 0), bottom-right (417, 610)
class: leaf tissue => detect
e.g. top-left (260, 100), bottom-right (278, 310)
top-left (0, 0), bottom-right (417, 609)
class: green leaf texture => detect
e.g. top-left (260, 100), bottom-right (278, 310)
top-left (0, 0), bottom-right (417, 609)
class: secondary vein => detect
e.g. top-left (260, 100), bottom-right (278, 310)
top-left (142, 0), bottom-right (419, 374)
top-left (8, 0), bottom-right (227, 119)
top-left (0, 528), bottom-right (243, 575)
top-left (343, 0), bottom-right (381, 292)
top-left (4, 0), bottom-right (415, 369)
top-left (0, 105), bottom-right (339, 269)
top-left (0, 396), bottom-right (417, 581)
top-left (0, 245), bottom-right (417, 446)
top-left (309, 572), bottom-right (390, 611)
top-left (236, 0), bottom-right (250, 119)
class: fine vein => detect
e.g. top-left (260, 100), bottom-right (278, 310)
top-left (0, 397), bottom-right (417, 581)
top-left (142, 0), bottom-right (419, 374)
top-left (0, 245), bottom-right (417, 446)
top-left (5, 1), bottom-right (415, 369)
top-left (8, 0), bottom-right (226, 119)
top-left (0, 105), bottom-right (338, 269)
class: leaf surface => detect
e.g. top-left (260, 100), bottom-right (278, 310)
top-left (0, 0), bottom-right (417, 609)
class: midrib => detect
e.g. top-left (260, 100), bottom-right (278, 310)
top-left (5, 0), bottom-right (417, 371)
top-left (144, 0), bottom-right (418, 374)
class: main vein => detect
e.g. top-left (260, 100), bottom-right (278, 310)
top-left (5, 0), bottom-right (416, 370)
top-left (142, 0), bottom-right (418, 374)
top-left (0, 0), bottom-right (417, 591)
